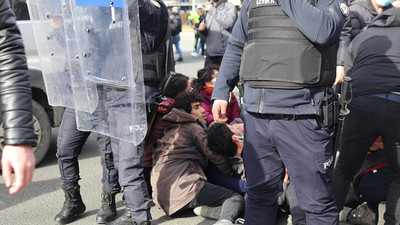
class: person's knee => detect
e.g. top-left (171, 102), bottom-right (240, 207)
top-left (228, 193), bottom-right (244, 204)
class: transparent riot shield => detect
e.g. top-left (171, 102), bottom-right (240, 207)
top-left (26, 0), bottom-right (75, 108)
top-left (70, 0), bottom-right (147, 144)
top-left (62, 0), bottom-right (98, 113)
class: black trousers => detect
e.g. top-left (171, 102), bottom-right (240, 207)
top-left (56, 108), bottom-right (120, 191)
top-left (180, 182), bottom-right (244, 222)
top-left (333, 95), bottom-right (400, 224)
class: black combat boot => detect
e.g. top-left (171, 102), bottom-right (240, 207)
top-left (54, 185), bottom-right (86, 224)
top-left (96, 189), bottom-right (119, 224)
top-left (106, 206), bottom-right (151, 225)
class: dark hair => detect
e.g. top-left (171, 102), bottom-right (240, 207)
top-left (207, 123), bottom-right (237, 157)
top-left (172, 92), bottom-right (203, 113)
top-left (161, 73), bottom-right (189, 99)
top-left (191, 64), bottom-right (220, 92)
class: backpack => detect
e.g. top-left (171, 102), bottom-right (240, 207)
top-left (170, 16), bottom-right (182, 36)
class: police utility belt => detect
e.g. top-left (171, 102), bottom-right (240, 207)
top-left (258, 87), bottom-right (338, 127)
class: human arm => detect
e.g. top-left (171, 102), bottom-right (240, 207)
top-left (276, 0), bottom-right (347, 46)
top-left (2, 146), bottom-right (35, 194)
top-left (201, 101), bottom-right (215, 125)
top-left (343, 40), bottom-right (355, 77)
top-left (335, 14), bottom-right (351, 85)
top-left (211, 0), bottom-right (248, 122)
top-left (0, 0), bottom-right (37, 194)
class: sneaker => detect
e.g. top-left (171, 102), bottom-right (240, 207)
top-left (235, 218), bottom-right (245, 224)
top-left (191, 52), bottom-right (199, 57)
top-left (176, 58), bottom-right (183, 62)
top-left (193, 205), bottom-right (221, 220)
top-left (346, 202), bottom-right (376, 225)
top-left (214, 220), bottom-right (234, 225)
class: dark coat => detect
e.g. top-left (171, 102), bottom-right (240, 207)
top-left (0, 0), bottom-right (36, 146)
top-left (151, 108), bottom-right (233, 215)
top-left (348, 0), bottom-right (378, 39)
top-left (345, 7), bottom-right (400, 96)
top-left (142, 97), bottom-right (174, 167)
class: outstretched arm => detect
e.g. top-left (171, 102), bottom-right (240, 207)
top-left (0, 0), bottom-right (36, 194)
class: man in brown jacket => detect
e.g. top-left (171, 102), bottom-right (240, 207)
top-left (151, 92), bottom-right (244, 225)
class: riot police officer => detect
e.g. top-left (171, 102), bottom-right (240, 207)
top-left (211, 0), bottom-right (348, 224)
top-left (108, 0), bottom-right (173, 224)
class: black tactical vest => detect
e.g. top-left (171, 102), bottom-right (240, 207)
top-left (239, 0), bottom-right (337, 89)
top-left (142, 29), bottom-right (171, 88)
top-left (141, 0), bottom-right (172, 88)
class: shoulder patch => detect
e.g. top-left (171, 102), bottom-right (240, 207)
top-left (338, 0), bottom-right (350, 17)
top-left (151, 0), bottom-right (161, 8)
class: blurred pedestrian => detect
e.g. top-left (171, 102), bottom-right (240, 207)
top-left (199, 0), bottom-right (237, 67)
top-left (170, 10), bottom-right (183, 62)
top-left (189, 4), bottom-right (206, 57)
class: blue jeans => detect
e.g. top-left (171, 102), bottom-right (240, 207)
top-left (172, 35), bottom-right (182, 59)
top-left (205, 162), bottom-right (247, 194)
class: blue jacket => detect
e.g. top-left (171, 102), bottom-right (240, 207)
top-left (212, 0), bottom-right (347, 115)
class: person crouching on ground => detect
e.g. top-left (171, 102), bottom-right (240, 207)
top-left (151, 92), bottom-right (244, 225)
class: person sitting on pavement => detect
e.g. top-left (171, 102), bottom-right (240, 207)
top-left (207, 122), bottom-right (308, 224)
top-left (192, 65), bottom-right (240, 127)
top-left (150, 92), bottom-right (244, 225)
top-left (206, 122), bottom-right (246, 194)
top-left (142, 73), bottom-right (191, 198)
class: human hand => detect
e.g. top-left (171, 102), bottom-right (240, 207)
top-left (231, 123), bottom-right (244, 135)
top-left (1, 145), bottom-right (35, 194)
top-left (334, 65), bottom-right (345, 85)
top-left (205, 2), bottom-right (213, 11)
top-left (369, 136), bottom-right (384, 152)
top-left (212, 99), bottom-right (229, 123)
top-left (199, 22), bottom-right (206, 31)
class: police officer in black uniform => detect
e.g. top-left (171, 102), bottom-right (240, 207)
top-left (108, 0), bottom-right (173, 224)
top-left (211, 0), bottom-right (348, 224)
top-left (54, 0), bottom-right (173, 224)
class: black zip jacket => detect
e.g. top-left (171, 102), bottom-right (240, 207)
top-left (0, 0), bottom-right (36, 146)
